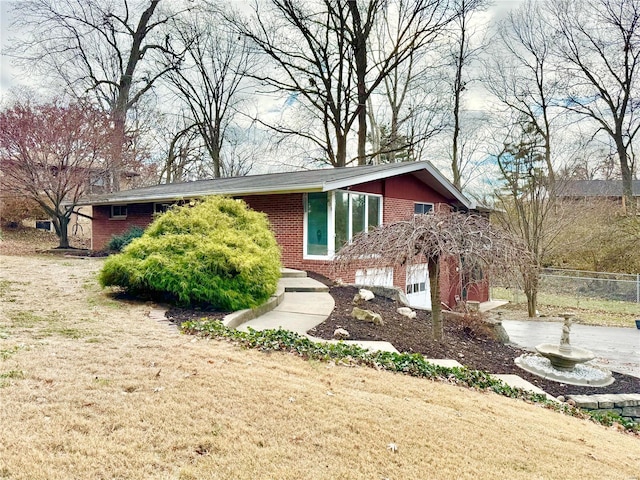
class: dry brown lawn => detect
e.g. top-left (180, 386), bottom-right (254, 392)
top-left (0, 254), bottom-right (638, 480)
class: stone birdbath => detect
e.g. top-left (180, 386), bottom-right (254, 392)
top-left (534, 313), bottom-right (595, 371)
top-left (515, 312), bottom-right (614, 387)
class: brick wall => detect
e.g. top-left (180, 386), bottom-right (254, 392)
top-left (92, 204), bottom-right (154, 250)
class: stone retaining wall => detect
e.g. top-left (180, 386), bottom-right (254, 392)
top-left (567, 394), bottom-right (640, 423)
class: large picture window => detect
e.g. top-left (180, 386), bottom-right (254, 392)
top-left (305, 191), bottom-right (382, 258)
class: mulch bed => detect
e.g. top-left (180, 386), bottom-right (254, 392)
top-left (308, 284), bottom-right (640, 398)
top-left (165, 305), bottom-right (232, 325)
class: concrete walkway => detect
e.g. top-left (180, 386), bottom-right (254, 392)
top-left (502, 320), bottom-right (640, 379)
top-left (238, 274), bottom-right (398, 353)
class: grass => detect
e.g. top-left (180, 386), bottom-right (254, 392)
top-left (0, 254), bottom-right (639, 479)
top-left (492, 287), bottom-right (639, 327)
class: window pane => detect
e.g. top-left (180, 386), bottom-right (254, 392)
top-left (415, 203), bottom-right (433, 215)
top-left (335, 191), bottom-right (349, 250)
top-left (307, 192), bottom-right (328, 255)
top-left (368, 196), bottom-right (380, 230)
top-left (351, 193), bottom-right (365, 237)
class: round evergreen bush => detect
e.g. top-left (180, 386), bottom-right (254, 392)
top-left (99, 196), bottom-right (281, 311)
top-left (106, 226), bottom-right (145, 252)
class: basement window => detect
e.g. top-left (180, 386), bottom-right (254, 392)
top-left (110, 205), bottom-right (128, 219)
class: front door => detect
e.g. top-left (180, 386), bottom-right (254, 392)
top-left (406, 264), bottom-right (431, 309)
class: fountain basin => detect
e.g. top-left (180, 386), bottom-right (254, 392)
top-left (535, 343), bottom-right (595, 371)
top-left (515, 354), bottom-right (614, 387)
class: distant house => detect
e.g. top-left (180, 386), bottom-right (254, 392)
top-left (76, 161), bottom-right (490, 309)
top-left (559, 180), bottom-right (640, 210)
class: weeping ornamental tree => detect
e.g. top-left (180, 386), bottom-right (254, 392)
top-left (334, 210), bottom-right (528, 340)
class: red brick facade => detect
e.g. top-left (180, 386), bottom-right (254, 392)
top-left (91, 174), bottom-right (489, 306)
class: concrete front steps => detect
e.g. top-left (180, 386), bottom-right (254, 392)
top-left (424, 360), bottom-right (555, 400)
top-left (278, 268), bottom-right (330, 292)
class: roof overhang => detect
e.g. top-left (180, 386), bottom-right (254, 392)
top-left (73, 161), bottom-right (472, 210)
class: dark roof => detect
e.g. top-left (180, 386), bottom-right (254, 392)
top-left (76, 161), bottom-right (473, 209)
top-left (559, 180), bottom-right (640, 197)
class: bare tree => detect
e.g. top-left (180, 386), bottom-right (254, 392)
top-left (484, 0), bottom-right (560, 189)
top-left (0, 101), bottom-right (113, 248)
top-left (157, 120), bottom-right (203, 184)
top-left (490, 121), bottom-right (569, 317)
top-left (334, 209), bottom-right (527, 340)
top-left (164, 6), bottom-right (253, 178)
top-left (447, 0), bottom-right (490, 190)
top-left (549, 0), bottom-right (640, 214)
top-left (228, 0), bottom-right (453, 168)
top-left (367, 8), bottom-right (449, 165)
top-left (10, 0), bottom-right (189, 190)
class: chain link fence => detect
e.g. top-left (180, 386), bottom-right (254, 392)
top-left (540, 268), bottom-right (640, 303)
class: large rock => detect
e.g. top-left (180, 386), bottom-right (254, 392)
top-left (485, 318), bottom-right (510, 343)
top-left (353, 288), bottom-right (375, 303)
top-left (397, 307), bottom-right (416, 319)
top-left (352, 306), bottom-right (384, 326)
top-left (359, 288), bottom-right (375, 301)
top-left (355, 285), bottom-right (411, 307)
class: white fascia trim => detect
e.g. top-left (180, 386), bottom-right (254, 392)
top-left (322, 161), bottom-right (431, 191)
top-left (322, 161), bottom-right (473, 210)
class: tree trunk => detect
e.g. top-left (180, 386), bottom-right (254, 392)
top-left (616, 138), bottom-right (636, 215)
top-left (109, 116), bottom-right (126, 192)
top-left (348, 0), bottom-right (368, 166)
top-left (428, 258), bottom-right (443, 341)
top-left (451, 4), bottom-right (467, 190)
top-left (523, 270), bottom-right (538, 318)
top-left (109, 0), bottom-right (160, 192)
top-left (54, 215), bottom-right (70, 249)
top-left (336, 133), bottom-right (347, 168)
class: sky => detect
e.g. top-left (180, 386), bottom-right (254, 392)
top-left (0, 0), bottom-right (13, 98)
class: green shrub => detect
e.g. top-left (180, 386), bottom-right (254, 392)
top-left (99, 196), bottom-right (281, 310)
top-left (106, 226), bottom-right (145, 252)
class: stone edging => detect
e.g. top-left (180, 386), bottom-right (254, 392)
top-left (567, 393), bottom-right (640, 423)
top-left (222, 286), bottom-right (286, 329)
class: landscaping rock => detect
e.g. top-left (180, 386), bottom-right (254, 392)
top-left (333, 328), bottom-right (350, 339)
top-left (397, 307), bottom-right (416, 319)
top-left (359, 289), bottom-right (375, 301)
top-left (352, 306), bottom-right (384, 326)
top-left (485, 318), bottom-right (510, 343)
top-left (356, 285), bottom-right (411, 307)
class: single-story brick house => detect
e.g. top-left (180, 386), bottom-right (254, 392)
top-left (76, 161), bottom-right (489, 309)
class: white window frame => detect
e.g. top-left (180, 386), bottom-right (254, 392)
top-left (414, 202), bottom-right (434, 215)
top-left (303, 192), bottom-right (334, 260)
top-left (110, 205), bottom-right (128, 219)
top-left (303, 191), bottom-right (383, 260)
